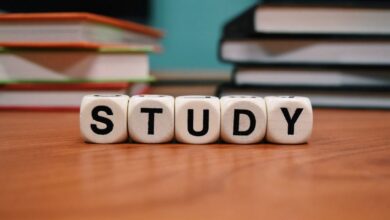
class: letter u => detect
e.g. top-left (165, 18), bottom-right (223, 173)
top-left (187, 109), bottom-right (209, 136)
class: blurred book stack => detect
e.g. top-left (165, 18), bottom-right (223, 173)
top-left (217, 0), bottom-right (390, 109)
top-left (0, 12), bottom-right (162, 110)
top-left (150, 71), bottom-right (230, 96)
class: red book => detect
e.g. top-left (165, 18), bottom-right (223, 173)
top-left (0, 12), bottom-right (163, 49)
top-left (0, 82), bottom-right (149, 111)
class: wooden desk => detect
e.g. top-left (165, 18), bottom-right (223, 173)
top-left (1, 109), bottom-right (390, 220)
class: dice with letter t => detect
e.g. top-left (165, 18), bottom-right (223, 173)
top-left (175, 96), bottom-right (220, 144)
top-left (80, 94), bottom-right (129, 144)
top-left (128, 95), bottom-right (175, 143)
top-left (265, 96), bottom-right (313, 144)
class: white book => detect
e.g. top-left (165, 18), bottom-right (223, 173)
top-left (0, 90), bottom-right (126, 109)
top-left (218, 85), bottom-right (390, 109)
top-left (256, 6), bottom-right (390, 34)
top-left (0, 49), bottom-right (150, 83)
top-left (235, 67), bottom-right (390, 87)
top-left (0, 83), bottom-right (149, 109)
top-left (220, 39), bottom-right (390, 65)
top-left (0, 12), bottom-right (162, 49)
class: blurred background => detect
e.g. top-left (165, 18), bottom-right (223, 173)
top-left (149, 0), bottom-right (256, 72)
top-left (0, 0), bottom-right (257, 72)
top-left (0, 0), bottom-right (389, 109)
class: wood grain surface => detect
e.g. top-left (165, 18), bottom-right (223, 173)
top-left (0, 109), bottom-right (390, 220)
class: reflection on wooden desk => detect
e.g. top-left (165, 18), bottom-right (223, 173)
top-left (0, 109), bottom-right (390, 220)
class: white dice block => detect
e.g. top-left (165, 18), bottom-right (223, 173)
top-left (265, 96), bottom-right (313, 144)
top-left (80, 94), bottom-right (129, 143)
top-left (175, 96), bottom-right (220, 144)
top-left (220, 96), bottom-right (267, 144)
top-left (128, 95), bottom-right (175, 143)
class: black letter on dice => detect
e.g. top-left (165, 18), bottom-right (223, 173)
top-left (281, 108), bottom-right (303, 135)
top-left (140, 108), bottom-right (163, 135)
top-left (233, 109), bottom-right (256, 136)
top-left (91, 105), bottom-right (114, 135)
top-left (188, 109), bottom-right (209, 136)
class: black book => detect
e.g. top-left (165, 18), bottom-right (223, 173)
top-left (219, 37), bottom-right (390, 65)
top-left (261, 0), bottom-right (390, 8)
top-left (223, 1), bottom-right (390, 39)
top-left (233, 64), bottom-right (390, 87)
top-left (220, 0), bottom-right (390, 65)
top-left (216, 83), bottom-right (390, 109)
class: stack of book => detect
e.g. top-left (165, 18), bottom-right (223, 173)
top-left (217, 0), bottom-right (390, 109)
top-left (0, 12), bottom-right (162, 110)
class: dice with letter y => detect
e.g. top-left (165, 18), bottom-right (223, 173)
top-left (128, 95), bottom-right (175, 143)
top-left (265, 96), bottom-right (313, 144)
top-left (80, 94), bottom-right (129, 144)
top-left (220, 96), bottom-right (267, 144)
top-left (175, 96), bottom-right (220, 144)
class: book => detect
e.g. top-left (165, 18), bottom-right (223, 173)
top-left (0, 48), bottom-right (153, 83)
top-left (220, 2), bottom-right (390, 65)
top-left (148, 84), bottom-right (218, 97)
top-left (152, 71), bottom-right (230, 84)
top-left (216, 83), bottom-right (390, 109)
top-left (218, 1), bottom-right (390, 110)
top-left (234, 65), bottom-right (390, 87)
top-left (219, 38), bottom-right (390, 65)
top-left (149, 71), bottom-right (230, 96)
top-left (224, 1), bottom-right (390, 38)
top-left (0, 82), bottom-right (149, 110)
top-left (0, 12), bottom-right (163, 50)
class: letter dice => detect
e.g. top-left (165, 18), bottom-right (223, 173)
top-left (80, 94), bottom-right (129, 144)
top-left (128, 95), bottom-right (175, 143)
top-left (265, 96), bottom-right (313, 144)
top-left (175, 96), bottom-right (220, 144)
top-left (220, 96), bottom-right (267, 144)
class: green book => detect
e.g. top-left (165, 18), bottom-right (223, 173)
top-left (0, 48), bottom-right (154, 84)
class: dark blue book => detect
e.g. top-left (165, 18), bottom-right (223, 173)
top-left (223, 0), bottom-right (390, 38)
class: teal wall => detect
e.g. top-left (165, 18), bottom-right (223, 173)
top-left (150, 0), bottom-right (257, 71)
